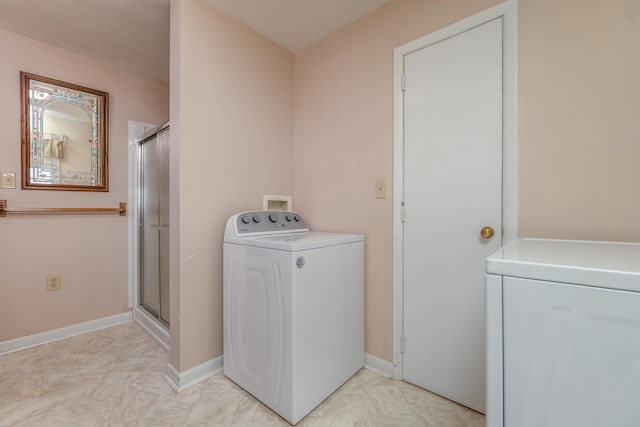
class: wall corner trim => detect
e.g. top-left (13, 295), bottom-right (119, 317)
top-left (133, 307), bottom-right (170, 352)
top-left (0, 311), bottom-right (133, 356)
top-left (364, 352), bottom-right (393, 378)
top-left (164, 356), bottom-right (223, 393)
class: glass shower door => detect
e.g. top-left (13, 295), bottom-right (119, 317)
top-left (139, 125), bottom-right (170, 326)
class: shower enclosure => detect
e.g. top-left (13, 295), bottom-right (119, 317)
top-left (138, 123), bottom-right (170, 327)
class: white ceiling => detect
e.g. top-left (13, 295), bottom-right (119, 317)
top-left (204, 0), bottom-right (392, 53)
top-left (0, 0), bottom-right (171, 82)
top-left (0, 0), bottom-right (393, 83)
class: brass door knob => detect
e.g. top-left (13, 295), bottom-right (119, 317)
top-left (480, 226), bottom-right (495, 239)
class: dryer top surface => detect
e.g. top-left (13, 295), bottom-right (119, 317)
top-left (486, 238), bottom-right (640, 291)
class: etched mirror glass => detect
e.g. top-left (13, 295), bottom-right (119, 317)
top-left (21, 72), bottom-right (109, 191)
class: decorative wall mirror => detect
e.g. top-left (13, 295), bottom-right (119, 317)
top-left (21, 72), bottom-right (109, 191)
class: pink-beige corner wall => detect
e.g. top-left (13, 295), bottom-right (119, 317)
top-left (0, 29), bottom-right (169, 342)
top-left (293, 0), bottom-right (501, 363)
top-left (170, 0), bottom-right (294, 371)
top-left (518, 0), bottom-right (640, 241)
top-left (294, 0), bottom-right (639, 363)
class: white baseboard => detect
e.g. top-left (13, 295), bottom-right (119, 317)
top-left (0, 312), bottom-right (133, 356)
top-left (162, 352), bottom-right (390, 393)
top-left (133, 307), bottom-right (169, 352)
top-left (164, 355), bottom-right (223, 393)
top-left (364, 352), bottom-right (393, 378)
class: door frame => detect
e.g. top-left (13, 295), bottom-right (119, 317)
top-left (127, 120), bottom-right (171, 351)
top-left (392, 0), bottom-right (518, 380)
top-left (127, 120), bottom-right (156, 309)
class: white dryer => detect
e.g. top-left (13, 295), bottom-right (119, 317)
top-left (223, 211), bottom-right (364, 425)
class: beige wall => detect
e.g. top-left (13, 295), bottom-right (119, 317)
top-left (171, 0), bottom-right (294, 371)
top-left (0, 29), bottom-right (169, 341)
top-left (294, 0), bottom-right (501, 362)
top-left (518, 0), bottom-right (640, 241)
top-left (294, 0), bottom-right (639, 362)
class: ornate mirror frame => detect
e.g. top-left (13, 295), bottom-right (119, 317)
top-left (21, 72), bottom-right (109, 191)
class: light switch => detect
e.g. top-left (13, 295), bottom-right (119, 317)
top-left (375, 180), bottom-right (387, 199)
top-left (1, 172), bottom-right (16, 189)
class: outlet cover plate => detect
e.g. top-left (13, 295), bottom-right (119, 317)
top-left (47, 275), bottom-right (61, 291)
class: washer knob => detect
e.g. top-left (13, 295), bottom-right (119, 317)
top-left (294, 215), bottom-right (301, 222)
top-left (285, 214), bottom-right (293, 222)
top-left (241, 215), bottom-right (250, 224)
top-left (252, 215), bottom-right (261, 223)
top-left (268, 213), bottom-right (278, 223)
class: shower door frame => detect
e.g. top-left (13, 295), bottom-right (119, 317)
top-left (138, 124), bottom-right (170, 327)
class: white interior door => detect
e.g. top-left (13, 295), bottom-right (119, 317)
top-left (402, 17), bottom-right (503, 413)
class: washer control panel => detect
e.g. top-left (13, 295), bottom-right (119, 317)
top-left (235, 211), bottom-right (308, 235)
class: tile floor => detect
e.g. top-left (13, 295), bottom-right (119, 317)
top-left (0, 322), bottom-right (484, 426)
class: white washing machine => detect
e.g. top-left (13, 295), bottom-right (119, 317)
top-left (223, 211), bottom-right (364, 425)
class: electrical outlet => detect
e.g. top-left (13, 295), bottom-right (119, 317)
top-left (47, 275), bottom-right (61, 291)
top-left (375, 180), bottom-right (387, 199)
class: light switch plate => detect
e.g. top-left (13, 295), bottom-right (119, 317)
top-left (1, 173), bottom-right (16, 189)
top-left (375, 180), bottom-right (387, 199)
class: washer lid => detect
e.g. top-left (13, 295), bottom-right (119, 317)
top-left (224, 231), bottom-right (364, 251)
